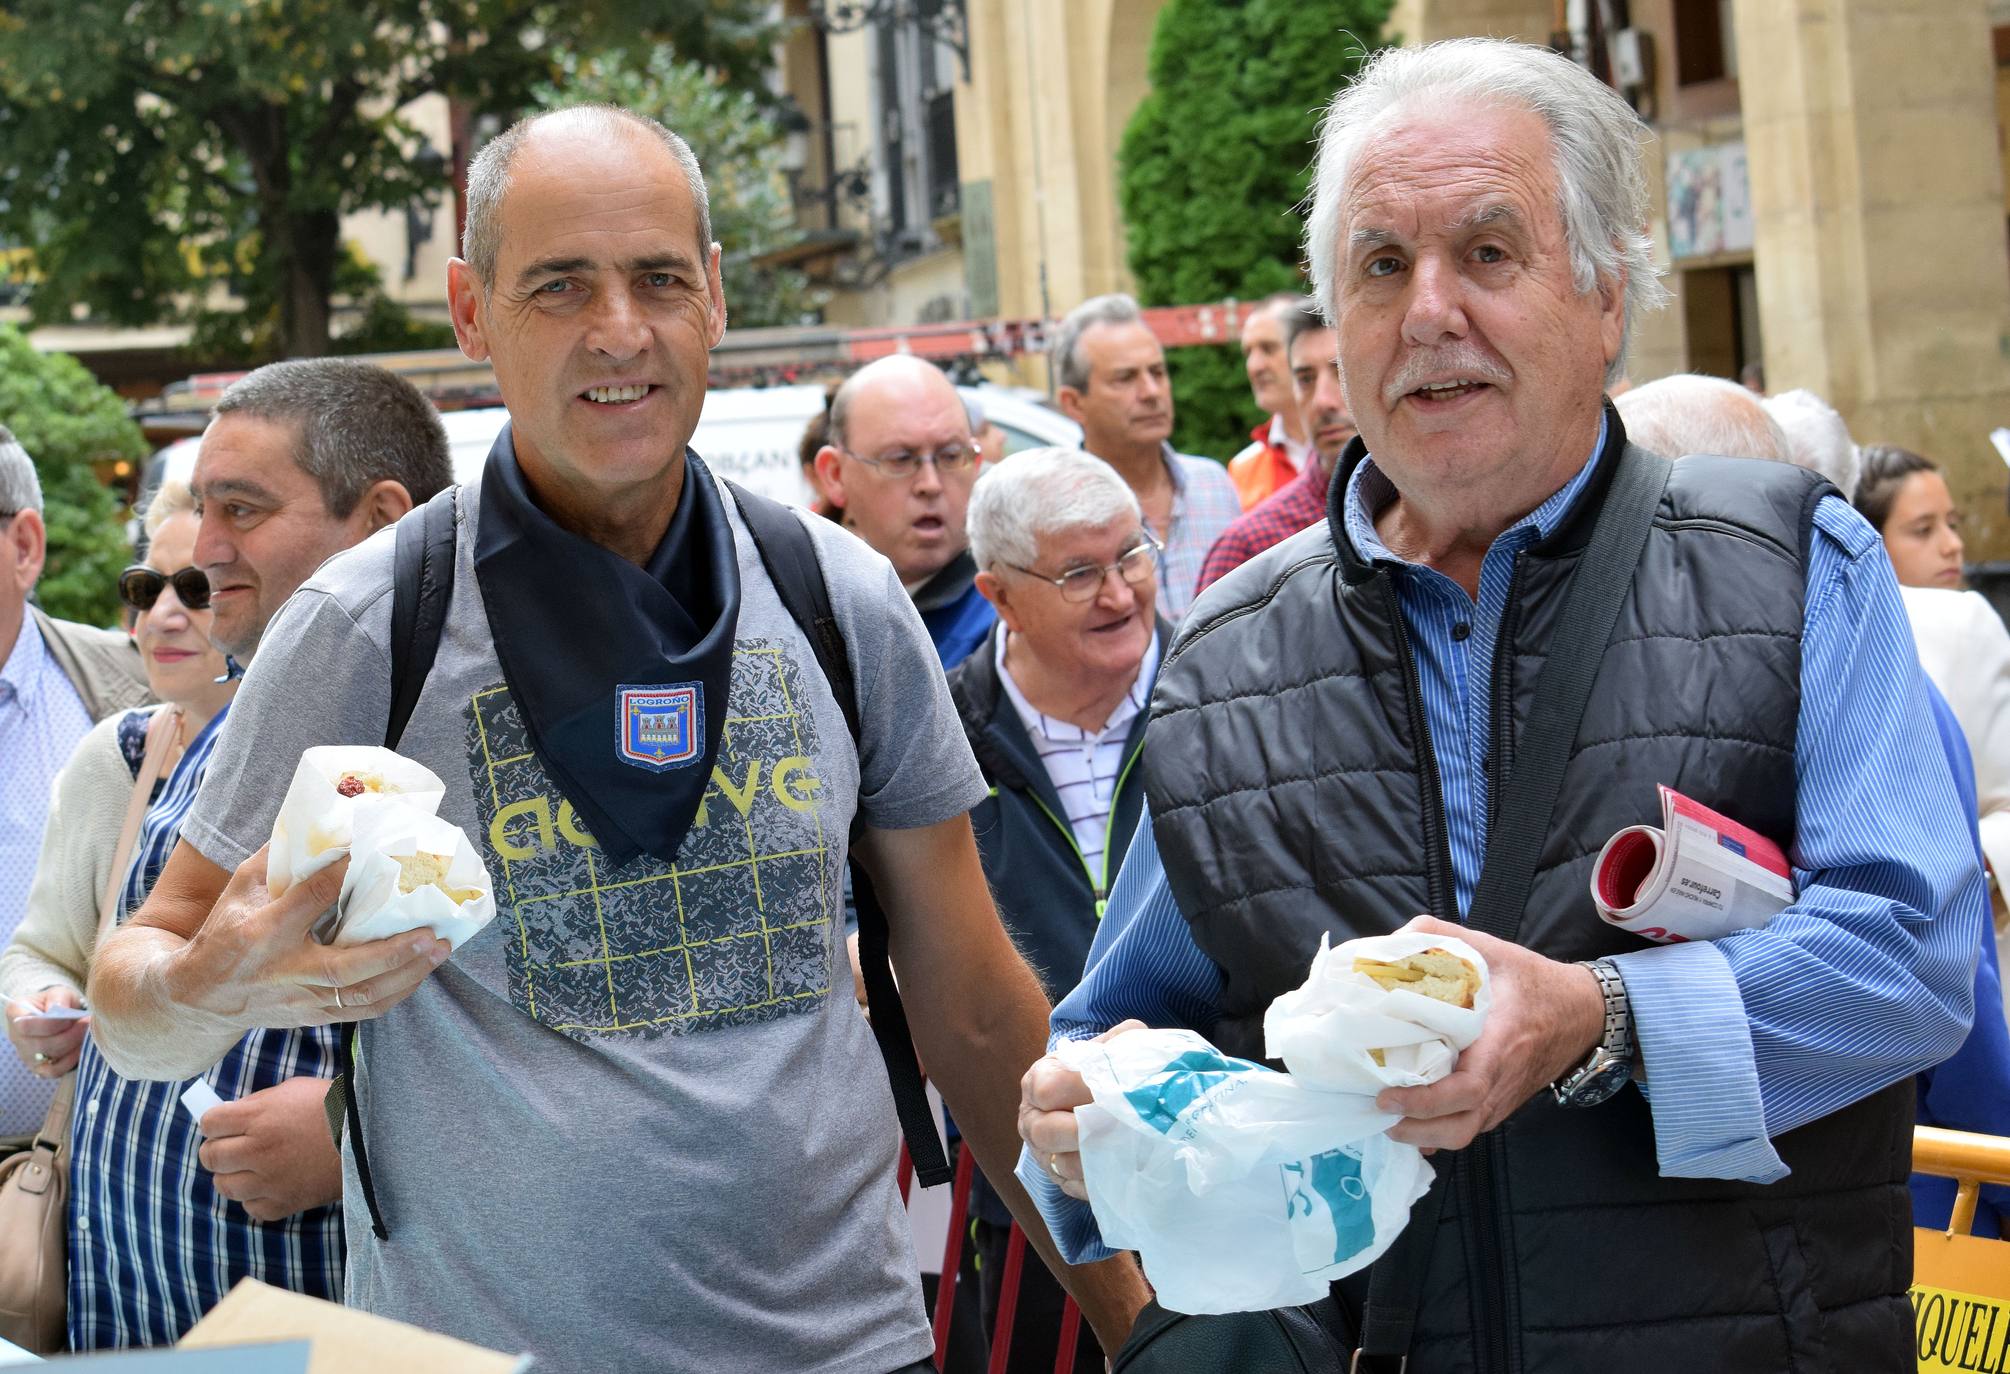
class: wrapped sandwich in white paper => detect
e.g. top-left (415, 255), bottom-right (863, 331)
top-left (321, 801), bottom-right (496, 951)
top-left (1264, 931), bottom-right (1492, 1094)
top-left (267, 746), bottom-right (447, 896)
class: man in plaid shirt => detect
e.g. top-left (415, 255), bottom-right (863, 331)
top-left (1197, 300), bottom-right (1355, 593)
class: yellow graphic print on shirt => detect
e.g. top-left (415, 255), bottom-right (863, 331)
top-left (460, 639), bottom-right (836, 1038)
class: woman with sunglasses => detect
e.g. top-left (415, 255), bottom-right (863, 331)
top-left (1, 478), bottom-right (240, 1351)
top-left (1, 477), bottom-right (231, 1111)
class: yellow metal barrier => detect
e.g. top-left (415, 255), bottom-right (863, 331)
top-left (1912, 1126), bottom-right (2010, 1371)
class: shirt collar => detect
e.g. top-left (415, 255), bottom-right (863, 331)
top-left (0, 611), bottom-right (50, 710)
top-left (1343, 414), bottom-right (1609, 569)
top-left (995, 625), bottom-right (1159, 745)
top-left (1268, 414), bottom-right (1312, 471)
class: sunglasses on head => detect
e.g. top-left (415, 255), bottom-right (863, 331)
top-left (118, 564), bottom-right (211, 613)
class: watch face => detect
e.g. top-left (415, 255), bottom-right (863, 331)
top-left (1557, 1054), bottom-right (1632, 1108)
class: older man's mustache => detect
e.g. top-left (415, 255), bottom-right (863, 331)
top-left (1382, 346), bottom-right (1512, 407)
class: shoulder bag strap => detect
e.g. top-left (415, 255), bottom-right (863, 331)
top-left (95, 706), bottom-right (182, 947)
top-left (1353, 446), bottom-right (1673, 1369)
top-left (722, 481), bottom-right (951, 1188)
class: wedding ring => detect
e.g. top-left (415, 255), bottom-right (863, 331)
top-left (32, 1052), bottom-right (48, 1064)
top-left (1049, 1152), bottom-right (1064, 1180)
top-left (333, 988), bottom-right (345, 1011)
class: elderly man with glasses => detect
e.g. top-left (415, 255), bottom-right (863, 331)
top-left (943, 447), bottom-right (1166, 1373)
top-left (0, 424), bottom-right (150, 1143)
top-left (813, 354), bottom-right (995, 668)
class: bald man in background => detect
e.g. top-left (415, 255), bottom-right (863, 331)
top-left (814, 356), bottom-right (995, 668)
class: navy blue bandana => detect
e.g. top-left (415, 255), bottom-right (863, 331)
top-left (473, 425), bottom-right (741, 870)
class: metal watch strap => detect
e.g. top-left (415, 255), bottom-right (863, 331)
top-left (1586, 958), bottom-right (1631, 1056)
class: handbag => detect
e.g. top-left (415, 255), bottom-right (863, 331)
top-left (0, 706), bottom-right (181, 1353)
top-left (1110, 447), bottom-right (1673, 1374)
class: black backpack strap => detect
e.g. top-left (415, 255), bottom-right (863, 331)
top-left (1353, 447), bottom-right (1673, 1368)
top-left (387, 487), bottom-right (460, 752)
top-left (726, 481), bottom-right (953, 1188)
top-left (323, 487), bottom-right (462, 1242)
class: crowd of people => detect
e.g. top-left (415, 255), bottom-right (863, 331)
top-left (1, 32), bottom-right (2006, 1374)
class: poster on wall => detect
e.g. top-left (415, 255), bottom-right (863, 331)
top-left (1667, 143), bottom-right (1754, 260)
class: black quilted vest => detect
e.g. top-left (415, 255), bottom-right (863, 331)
top-left (1143, 413), bottom-right (1914, 1373)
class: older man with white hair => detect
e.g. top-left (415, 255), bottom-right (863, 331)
top-left (1017, 37), bottom-right (1981, 1373)
top-left (946, 447), bottom-right (1166, 1372)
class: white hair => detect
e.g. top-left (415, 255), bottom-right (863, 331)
top-left (0, 425), bottom-right (43, 514)
top-left (142, 477), bottom-right (196, 540)
top-left (967, 447), bottom-right (1143, 572)
top-left (1304, 38), bottom-right (1670, 385)
top-left (1615, 374), bottom-right (1788, 461)
top-left (1762, 389), bottom-right (1860, 501)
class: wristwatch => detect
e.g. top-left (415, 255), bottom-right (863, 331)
top-left (1551, 959), bottom-right (1633, 1108)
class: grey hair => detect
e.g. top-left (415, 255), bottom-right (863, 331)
top-left (142, 476), bottom-right (196, 539)
top-left (1615, 373), bottom-right (1788, 462)
top-left (1762, 389), bottom-right (1861, 502)
top-left (967, 447), bottom-right (1144, 572)
top-left (462, 105), bottom-right (714, 287)
top-left (0, 425), bottom-right (41, 514)
top-left (212, 359), bottom-right (454, 518)
top-left (1051, 293), bottom-right (1146, 393)
top-left (1304, 38), bottom-right (1670, 384)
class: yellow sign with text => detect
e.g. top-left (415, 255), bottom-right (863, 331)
top-left (1913, 1286), bottom-right (2010, 1372)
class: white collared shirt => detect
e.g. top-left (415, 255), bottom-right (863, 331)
top-left (995, 629), bottom-right (1159, 876)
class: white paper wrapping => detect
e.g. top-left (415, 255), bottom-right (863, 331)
top-left (321, 800), bottom-right (497, 951)
top-left (1057, 933), bottom-right (1489, 1315)
top-left (267, 746), bottom-right (447, 896)
top-left (1264, 931), bottom-right (1492, 1093)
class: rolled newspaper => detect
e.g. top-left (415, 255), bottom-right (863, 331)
top-left (1591, 785), bottom-right (1793, 943)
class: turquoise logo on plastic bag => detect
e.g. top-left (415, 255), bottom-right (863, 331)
top-left (1281, 1147), bottom-right (1376, 1265)
top-left (1124, 1048), bottom-right (1250, 1134)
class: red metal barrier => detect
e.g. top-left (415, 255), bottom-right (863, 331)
top-left (902, 1139), bottom-right (1089, 1374)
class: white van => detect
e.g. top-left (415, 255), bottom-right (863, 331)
top-left (155, 382), bottom-right (1082, 509)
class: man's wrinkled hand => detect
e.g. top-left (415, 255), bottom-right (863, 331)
top-left (1018, 1019), bottom-right (1146, 1201)
top-left (196, 1075), bottom-right (343, 1222)
top-left (163, 845), bottom-right (450, 1035)
top-left (6, 987), bottom-right (89, 1077)
top-left (1377, 915), bottom-right (1605, 1151)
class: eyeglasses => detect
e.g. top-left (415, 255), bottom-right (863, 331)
top-left (1009, 534), bottom-right (1161, 603)
top-left (117, 564), bottom-right (211, 613)
top-left (842, 441), bottom-right (981, 480)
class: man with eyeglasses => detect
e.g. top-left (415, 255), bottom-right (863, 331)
top-left (812, 354), bottom-right (995, 668)
top-left (944, 447), bottom-right (1167, 1373)
top-left (0, 424), bottom-right (151, 1140)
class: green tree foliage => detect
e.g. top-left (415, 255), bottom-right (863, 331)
top-left (533, 48), bottom-right (824, 328)
top-left (0, 0), bottom-right (774, 360)
top-left (0, 327), bottom-right (144, 628)
top-left (1117, 0), bottom-right (1389, 457)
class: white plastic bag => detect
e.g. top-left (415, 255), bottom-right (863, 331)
top-left (267, 746), bottom-right (447, 896)
top-left (1059, 932), bottom-right (1490, 1315)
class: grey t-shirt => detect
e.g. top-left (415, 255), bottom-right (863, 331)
top-left (183, 474), bottom-right (987, 1374)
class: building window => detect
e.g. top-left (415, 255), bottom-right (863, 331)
top-left (1675, 0), bottom-right (1739, 85)
top-left (873, 13), bottom-right (960, 259)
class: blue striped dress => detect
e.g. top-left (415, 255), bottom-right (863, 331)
top-left (67, 704), bottom-right (345, 1350)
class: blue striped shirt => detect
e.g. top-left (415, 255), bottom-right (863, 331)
top-left (1018, 432), bottom-right (1986, 1262)
top-left (68, 704), bottom-right (345, 1349)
